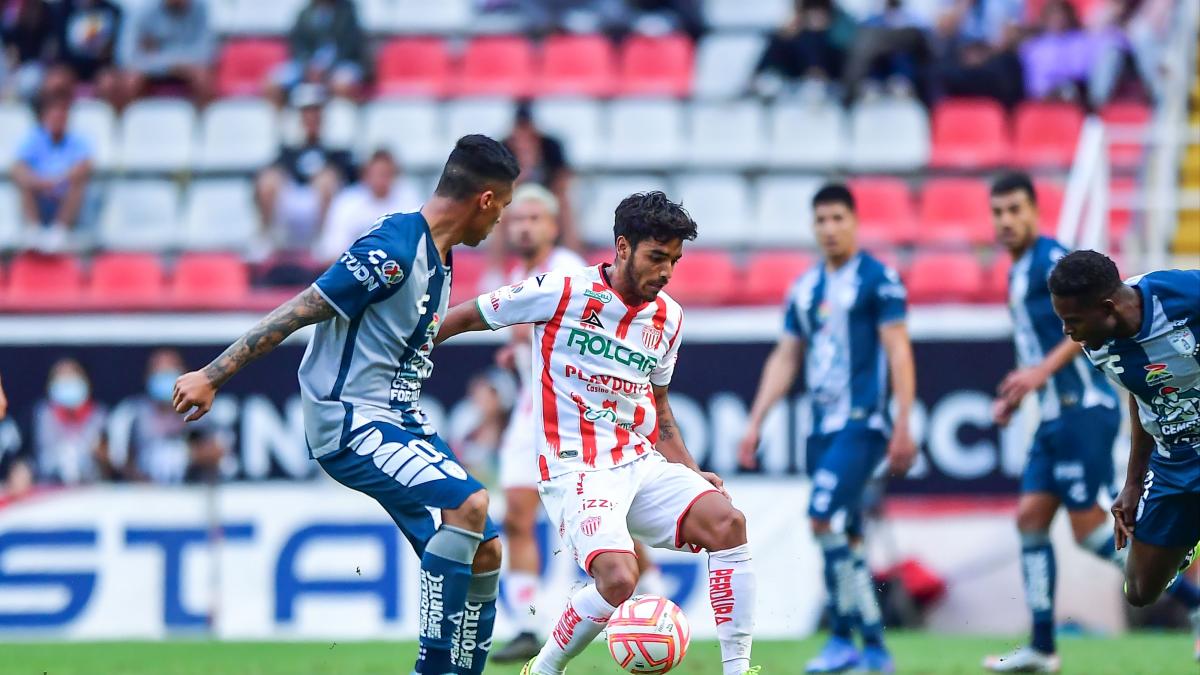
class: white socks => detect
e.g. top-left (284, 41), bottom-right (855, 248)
top-left (505, 570), bottom-right (542, 634)
top-left (709, 544), bottom-right (756, 675)
top-left (533, 584), bottom-right (617, 674)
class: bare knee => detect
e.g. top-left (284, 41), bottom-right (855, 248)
top-left (707, 507), bottom-right (747, 550)
top-left (473, 537), bottom-right (502, 573)
top-left (591, 554), bottom-right (639, 607)
top-left (444, 489), bottom-right (489, 531)
top-left (1123, 578), bottom-right (1161, 608)
top-left (1016, 505), bottom-right (1054, 534)
top-left (811, 518), bottom-right (833, 536)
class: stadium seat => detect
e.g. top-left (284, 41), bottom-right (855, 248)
top-left (766, 103), bottom-right (845, 169)
top-left (666, 249), bottom-right (737, 305)
top-left (216, 39), bottom-right (287, 96)
top-left (687, 101), bottom-right (765, 169)
top-left (183, 180), bottom-right (259, 251)
top-left (444, 98), bottom-right (517, 145)
top-left (198, 99), bottom-right (278, 171)
top-left (916, 179), bottom-right (993, 246)
top-left (98, 179), bottom-right (181, 251)
top-left (618, 35), bottom-right (693, 97)
top-left (171, 253), bottom-right (250, 307)
top-left (752, 175), bottom-right (820, 247)
top-left (455, 36), bottom-right (535, 98)
top-left (207, 0), bottom-right (239, 33)
top-left (449, 250), bottom-right (488, 306)
top-left (1101, 102), bottom-right (1150, 168)
top-left (281, 96), bottom-right (358, 149)
top-left (674, 174), bottom-right (751, 246)
top-left (539, 34), bottom-right (617, 97)
top-left (980, 252), bottom-right (1012, 303)
top-left (0, 182), bottom-right (20, 250)
top-left (1014, 102), bottom-right (1082, 167)
top-left (605, 99), bottom-right (684, 169)
top-left (703, 0), bottom-right (790, 29)
top-left (848, 98), bottom-right (930, 171)
top-left (693, 34), bottom-right (766, 100)
top-left (530, 98), bottom-right (604, 169)
top-left (230, 0), bottom-right (305, 34)
top-left (929, 99), bottom-right (1009, 168)
top-left (906, 252), bottom-right (984, 303)
top-left (744, 251), bottom-right (814, 305)
top-left (360, 99), bottom-right (445, 170)
top-left (848, 178), bottom-right (918, 246)
top-left (375, 38), bottom-right (452, 97)
top-left (383, 0), bottom-right (472, 33)
top-left (118, 98), bottom-right (195, 172)
top-left (0, 103), bottom-right (36, 174)
top-left (68, 99), bottom-right (117, 170)
top-left (1034, 180), bottom-right (1065, 236)
top-left (581, 175), bottom-right (669, 246)
top-left (6, 253), bottom-right (84, 304)
top-left (88, 252), bottom-right (165, 305)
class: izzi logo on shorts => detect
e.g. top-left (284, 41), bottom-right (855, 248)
top-left (565, 329), bottom-right (658, 374)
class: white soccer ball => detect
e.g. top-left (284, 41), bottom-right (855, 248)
top-left (606, 595), bottom-right (691, 674)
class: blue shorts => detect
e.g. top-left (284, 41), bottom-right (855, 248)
top-left (318, 420), bottom-right (499, 556)
top-left (806, 424), bottom-right (888, 531)
top-left (1021, 405), bottom-right (1120, 510)
top-left (1135, 451), bottom-right (1200, 549)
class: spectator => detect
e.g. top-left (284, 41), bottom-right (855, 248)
top-left (54, 0), bottom-right (124, 107)
top-left (503, 102), bottom-right (582, 253)
top-left (929, 0), bottom-right (1024, 107)
top-left (1019, 0), bottom-right (1096, 102)
top-left (121, 0), bottom-right (214, 106)
top-left (30, 358), bottom-right (110, 486)
top-left (313, 149), bottom-right (423, 263)
top-left (841, 0), bottom-right (934, 101)
top-left (268, 0), bottom-right (368, 106)
top-left (0, 0), bottom-right (73, 100)
top-left (935, 0), bottom-right (1023, 49)
top-left (121, 348), bottom-right (225, 484)
top-left (255, 84), bottom-right (355, 255)
top-left (753, 0), bottom-right (856, 97)
top-left (12, 94), bottom-right (94, 252)
top-left (1086, 0), bottom-right (1172, 105)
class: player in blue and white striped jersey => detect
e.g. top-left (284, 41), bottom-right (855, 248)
top-left (173, 135), bottom-right (520, 675)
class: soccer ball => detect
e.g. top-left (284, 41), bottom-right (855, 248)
top-left (606, 595), bottom-right (691, 674)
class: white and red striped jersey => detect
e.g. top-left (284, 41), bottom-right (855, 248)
top-left (506, 247), bottom-right (587, 390)
top-left (476, 264), bottom-right (684, 481)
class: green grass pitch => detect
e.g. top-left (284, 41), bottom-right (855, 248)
top-left (1, 632), bottom-right (1196, 675)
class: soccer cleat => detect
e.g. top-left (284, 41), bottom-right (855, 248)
top-left (741, 667), bottom-right (762, 675)
top-left (858, 645), bottom-right (895, 673)
top-left (983, 646), bottom-right (1062, 673)
top-left (805, 636), bottom-right (860, 673)
top-left (520, 657), bottom-right (562, 675)
top-left (491, 632), bottom-right (543, 663)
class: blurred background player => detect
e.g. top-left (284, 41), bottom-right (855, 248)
top-left (1049, 252), bottom-right (1200, 661)
top-left (172, 135), bottom-right (519, 675)
top-left (738, 183), bottom-right (915, 674)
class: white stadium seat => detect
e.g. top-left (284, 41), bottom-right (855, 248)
top-left (767, 102), bottom-right (846, 170)
top-left (754, 176), bottom-right (821, 247)
top-left (68, 99), bottom-right (117, 170)
top-left (198, 99), bottom-right (278, 171)
top-left (0, 103), bottom-right (35, 175)
top-left (605, 99), bottom-right (684, 169)
top-left (98, 179), bottom-right (181, 251)
top-left (183, 179), bottom-right (259, 251)
top-left (531, 98), bottom-right (605, 170)
top-left (0, 182), bottom-right (19, 250)
top-left (389, 0), bottom-right (472, 33)
top-left (704, 0), bottom-right (791, 29)
top-left (207, 0), bottom-right (240, 33)
top-left (360, 99), bottom-right (445, 171)
top-left (675, 174), bottom-right (752, 246)
top-left (687, 101), bottom-right (765, 170)
top-left (231, 0), bottom-right (305, 34)
top-left (580, 175), bottom-right (669, 247)
top-left (693, 34), bottom-right (766, 100)
top-left (444, 98), bottom-right (517, 146)
top-left (118, 99), bottom-right (195, 172)
top-left (848, 97), bottom-right (930, 171)
top-left (281, 97), bottom-right (359, 150)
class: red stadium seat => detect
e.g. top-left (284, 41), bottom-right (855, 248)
top-left (449, 250), bottom-right (489, 306)
top-left (376, 38), bottom-right (452, 97)
top-left (1014, 102), bottom-right (1083, 167)
top-left (916, 179), bottom-right (993, 246)
top-left (906, 252), bottom-right (984, 303)
top-left (744, 252), bottom-right (813, 305)
top-left (980, 253), bottom-right (1012, 303)
top-left (538, 34), bottom-right (617, 97)
top-left (667, 249), bottom-right (736, 305)
top-left (619, 35), bottom-right (693, 97)
top-left (6, 253), bottom-right (84, 306)
top-left (171, 253), bottom-right (249, 308)
top-left (455, 36), bottom-right (535, 97)
top-left (930, 99), bottom-right (1010, 168)
top-left (89, 253), bottom-right (165, 306)
top-left (848, 177), bottom-right (917, 246)
top-left (1101, 102), bottom-right (1150, 168)
top-left (216, 39), bottom-right (287, 97)
top-left (1034, 180), bottom-right (1066, 236)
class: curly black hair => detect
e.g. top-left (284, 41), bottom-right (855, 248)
top-left (613, 191), bottom-right (698, 249)
top-left (434, 134), bottom-right (520, 200)
top-left (1048, 250), bottom-right (1123, 299)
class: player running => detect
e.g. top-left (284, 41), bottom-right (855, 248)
top-left (172, 135), bottom-right (519, 675)
top-left (738, 183), bottom-right (916, 674)
top-left (438, 191), bottom-right (759, 675)
top-left (1049, 251), bottom-right (1200, 661)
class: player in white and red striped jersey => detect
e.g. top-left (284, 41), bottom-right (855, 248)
top-left (438, 191), bottom-right (758, 675)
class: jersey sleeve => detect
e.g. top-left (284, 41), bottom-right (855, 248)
top-left (650, 314), bottom-right (683, 387)
top-left (312, 220), bottom-right (413, 320)
top-left (875, 266), bottom-right (908, 326)
top-left (476, 271), bottom-right (569, 330)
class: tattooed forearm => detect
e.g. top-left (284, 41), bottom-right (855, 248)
top-left (202, 287), bottom-right (336, 388)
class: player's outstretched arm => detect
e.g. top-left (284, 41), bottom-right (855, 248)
top-left (435, 300), bottom-right (491, 345)
top-left (737, 334), bottom-right (804, 469)
top-left (997, 337), bottom-right (1079, 413)
top-left (174, 286), bottom-right (336, 421)
top-left (880, 320), bottom-right (917, 475)
top-left (653, 384), bottom-right (725, 492)
top-left (1113, 393), bottom-right (1152, 550)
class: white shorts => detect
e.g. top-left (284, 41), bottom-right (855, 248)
top-left (538, 452), bottom-right (721, 573)
top-left (498, 390), bottom-right (538, 490)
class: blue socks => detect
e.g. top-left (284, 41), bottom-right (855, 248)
top-left (417, 526), bottom-right (482, 675)
top-left (453, 570), bottom-right (499, 675)
top-left (851, 548), bottom-right (885, 647)
top-left (817, 532), bottom-right (857, 641)
top-left (1166, 574), bottom-right (1200, 609)
top-left (1020, 532), bottom-right (1056, 655)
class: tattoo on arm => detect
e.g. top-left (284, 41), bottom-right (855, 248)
top-left (202, 286), bottom-right (336, 388)
top-left (658, 408), bottom-right (678, 441)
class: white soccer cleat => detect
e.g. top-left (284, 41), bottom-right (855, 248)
top-left (983, 646), bottom-right (1061, 673)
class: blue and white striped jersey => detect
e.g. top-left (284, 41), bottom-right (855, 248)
top-left (1083, 269), bottom-right (1200, 455)
top-left (1009, 236), bottom-right (1116, 420)
top-left (298, 211), bottom-right (451, 459)
top-left (783, 252), bottom-right (907, 436)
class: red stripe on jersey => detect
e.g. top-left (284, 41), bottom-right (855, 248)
top-left (540, 278), bottom-right (574, 457)
top-left (576, 401), bottom-right (598, 466)
top-left (538, 454), bottom-right (549, 481)
top-left (605, 399), bottom-right (626, 464)
top-left (615, 305), bottom-right (640, 339)
top-left (579, 282), bottom-right (607, 329)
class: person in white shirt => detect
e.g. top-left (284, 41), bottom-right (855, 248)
top-left (313, 148), bottom-right (423, 263)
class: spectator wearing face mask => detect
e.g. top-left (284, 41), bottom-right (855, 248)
top-left (30, 358), bottom-right (110, 486)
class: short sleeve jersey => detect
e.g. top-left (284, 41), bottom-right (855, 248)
top-left (506, 247), bottom-right (588, 390)
top-left (476, 264), bottom-right (683, 481)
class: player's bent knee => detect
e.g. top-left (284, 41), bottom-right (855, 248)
top-left (1123, 580), bottom-right (1159, 608)
top-left (707, 507), bottom-right (747, 550)
top-left (473, 537), bottom-right (503, 573)
top-left (595, 568), bottom-right (639, 606)
top-left (445, 489), bottom-right (490, 530)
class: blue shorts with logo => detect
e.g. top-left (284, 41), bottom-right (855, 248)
top-left (318, 420), bottom-right (499, 555)
top-left (1021, 405), bottom-right (1120, 510)
top-left (1135, 450), bottom-right (1200, 549)
top-left (806, 423), bottom-right (888, 533)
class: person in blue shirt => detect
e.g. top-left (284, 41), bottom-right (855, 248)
top-left (738, 183), bottom-right (917, 674)
top-left (1049, 253), bottom-right (1200, 630)
top-left (172, 135), bottom-right (520, 675)
top-left (13, 94), bottom-right (93, 251)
